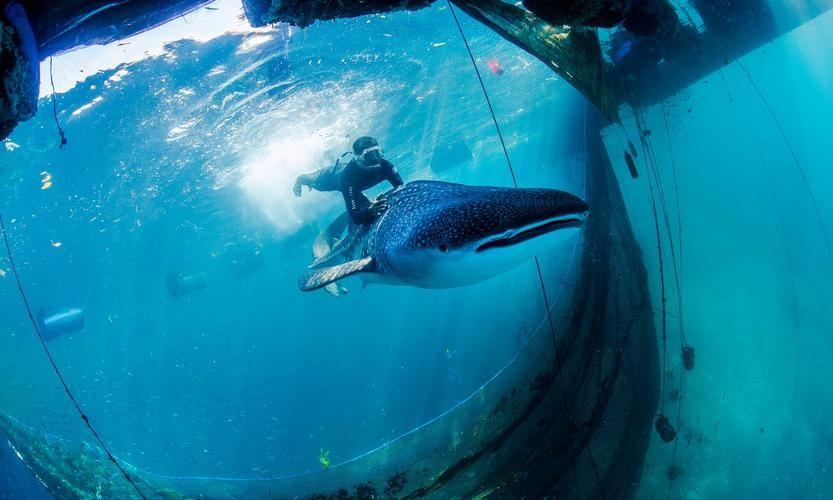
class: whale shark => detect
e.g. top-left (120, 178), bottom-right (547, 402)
top-left (298, 180), bottom-right (588, 291)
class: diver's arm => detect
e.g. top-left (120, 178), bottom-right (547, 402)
top-left (295, 164), bottom-right (343, 196)
top-left (293, 173), bottom-right (314, 197)
top-left (382, 159), bottom-right (404, 187)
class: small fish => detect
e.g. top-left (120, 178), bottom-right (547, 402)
top-left (50, 241), bottom-right (62, 248)
top-left (431, 42), bottom-right (446, 47)
top-left (40, 171), bottom-right (53, 189)
top-left (447, 368), bottom-right (463, 384)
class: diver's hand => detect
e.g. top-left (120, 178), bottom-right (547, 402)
top-left (368, 199), bottom-right (389, 219)
top-left (293, 177), bottom-right (305, 197)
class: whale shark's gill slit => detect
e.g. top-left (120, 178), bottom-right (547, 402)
top-left (476, 218), bottom-right (582, 253)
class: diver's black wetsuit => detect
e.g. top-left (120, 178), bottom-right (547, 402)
top-left (306, 158), bottom-right (403, 224)
top-left (340, 158), bottom-right (403, 224)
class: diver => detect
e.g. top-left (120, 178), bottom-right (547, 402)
top-left (293, 136), bottom-right (404, 224)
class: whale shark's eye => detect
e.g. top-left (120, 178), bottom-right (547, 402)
top-left (438, 244), bottom-right (448, 253)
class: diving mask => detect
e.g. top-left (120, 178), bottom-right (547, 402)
top-left (360, 145), bottom-right (383, 165)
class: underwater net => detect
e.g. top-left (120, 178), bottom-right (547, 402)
top-left (0, 104), bottom-right (658, 498)
top-left (0, 2), bottom-right (664, 498)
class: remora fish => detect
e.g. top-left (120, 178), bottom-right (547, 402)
top-left (298, 180), bottom-right (588, 291)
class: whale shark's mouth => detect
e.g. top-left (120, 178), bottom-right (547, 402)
top-left (476, 214), bottom-right (585, 253)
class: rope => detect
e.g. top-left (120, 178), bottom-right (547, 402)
top-left (0, 213), bottom-right (146, 499)
top-left (445, 1), bottom-right (517, 188)
top-left (48, 58), bottom-right (68, 148)
top-left (660, 102), bottom-right (687, 449)
top-left (737, 60), bottom-right (833, 266)
top-left (622, 86), bottom-right (669, 415)
top-left (734, 63), bottom-right (827, 467)
top-left (735, 64), bottom-right (801, 446)
top-left (446, 2), bottom-right (606, 494)
top-left (660, 102), bottom-right (686, 347)
top-left (119, 225), bottom-right (586, 485)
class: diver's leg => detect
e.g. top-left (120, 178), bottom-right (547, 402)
top-left (311, 212), bottom-right (351, 296)
top-left (324, 212), bottom-right (349, 246)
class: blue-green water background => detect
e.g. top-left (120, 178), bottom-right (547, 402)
top-left (1, 1), bottom-right (832, 498)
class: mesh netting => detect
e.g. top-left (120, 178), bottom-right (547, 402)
top-left (0, 108), bottom-right (658, 499)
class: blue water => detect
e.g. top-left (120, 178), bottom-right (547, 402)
top-left (607, 8), bottom-right (833, 498)
top-left (1, 1), bottom-right (832, 498)
top-left (1, 1), bottom-right (586, 494)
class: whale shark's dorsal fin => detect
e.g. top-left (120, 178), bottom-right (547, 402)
top-left (298, 257), bottom-right (376, 292)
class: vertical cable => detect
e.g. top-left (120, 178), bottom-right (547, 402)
top-left (49, 58), bottom-right (68, 148)
top-left (737, 60), bottom-right (833, 266)
top-left (446, 2), bottom-right (605, 494)
top-left (0, 214), bottom-right (146, 499)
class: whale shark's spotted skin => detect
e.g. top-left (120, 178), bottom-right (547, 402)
top-left (300, 180), bottom-right (588, 291)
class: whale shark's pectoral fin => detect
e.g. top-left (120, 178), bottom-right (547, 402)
top-left (298, 257), bottom-right (376, 292)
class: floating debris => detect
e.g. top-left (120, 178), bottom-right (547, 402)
top-left (486, 58), bottom-right (504, 76)
top-left (319, 449), bottom-right (331, 469)
top-left (431, 41), bottom-right (446, 47)
top-left (624, 151), bottom-right (639, 179)
top-left (682, 345), bottom-right (695, 371)
top-left (666, 464), bottom-right (684, 480)
top-left (655, 415), bottom-right (677, 443)
top-left (166, 271), bottom-right (208, 298)
top-left (37, 306), bottom-right (85, 341)
top-left (0, 268), bottom-right (6, 277)
top-left (50, 241), bottom-right (62, 248)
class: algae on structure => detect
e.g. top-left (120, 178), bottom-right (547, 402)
top-left (0, 413), bottom-right (184, 499)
